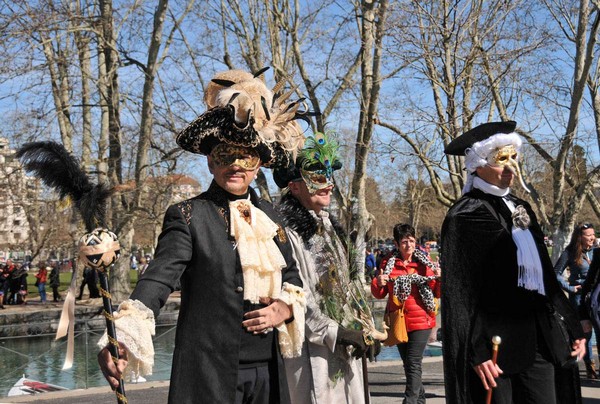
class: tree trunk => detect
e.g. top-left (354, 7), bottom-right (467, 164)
top-left (99, 0), bottom-right (129, 301)
top-left (110, 221), bottom-right (134, 303)
top-left (40, 35), bottom-right (73, 152)
top-left (349, 0), bottom-right (388, 281)
top-left (72, 2), bottom-right (93, 170)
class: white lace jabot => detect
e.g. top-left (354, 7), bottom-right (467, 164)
top-left (229, 199), bottom-right (287, 303)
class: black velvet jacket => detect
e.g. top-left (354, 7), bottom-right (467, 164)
top-left (131, 181), bottom-right (302, 404)
top-left (440, 188), bottom-right (583, 404)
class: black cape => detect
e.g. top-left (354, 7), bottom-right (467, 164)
top-left (440, 188), bottom-right (583, 404)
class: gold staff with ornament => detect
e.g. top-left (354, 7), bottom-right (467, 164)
top-left (16, 141), bottom-right (127, 404)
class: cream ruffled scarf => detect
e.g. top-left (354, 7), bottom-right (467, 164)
top-left (229, 199), bottom-right (287, 303)
top-left (229, 199), bottom-right (306, 359)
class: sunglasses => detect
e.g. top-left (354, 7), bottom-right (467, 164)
top-left (581, 223), bottom-right (594, 230)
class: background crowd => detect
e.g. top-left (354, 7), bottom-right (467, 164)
top-left (0, 254), bottom-right (154, 309)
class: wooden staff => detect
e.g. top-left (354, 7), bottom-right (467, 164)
top-left (98, 270), bottom-right (127, 404)
top-left (362, 353), bottom-right (370, 404)
top-left (486, 335), bottom-right (502, 404)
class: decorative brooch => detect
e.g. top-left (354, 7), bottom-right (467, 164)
top-left (512, 205), bottom-right (531, 230)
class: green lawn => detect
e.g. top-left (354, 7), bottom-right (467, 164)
top-left (24, 270), bottom-right (140, 299)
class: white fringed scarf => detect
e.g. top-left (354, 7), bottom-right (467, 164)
top-left (473, 177), bottom-right (545, 295)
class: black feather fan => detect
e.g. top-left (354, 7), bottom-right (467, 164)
top-left (16, 141), bottom-right (111, 232)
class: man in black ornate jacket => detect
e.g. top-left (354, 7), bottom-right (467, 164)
top-left (440, 121), bottom-right (586, 404)
top-left (98, 69), bottom-right (308, 404)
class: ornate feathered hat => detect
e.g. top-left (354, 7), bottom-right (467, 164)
top-left (273, 130), bottom-right (342, 190)
top-left (176, 67), bottom-right (309, 168)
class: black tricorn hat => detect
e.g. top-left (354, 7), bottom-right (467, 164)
top-left (176, 105), bottom-right (278, 165)
top-left (273, 161), bottom-right (301, 189)
top-left (444, 121), bottom-right (517, 156)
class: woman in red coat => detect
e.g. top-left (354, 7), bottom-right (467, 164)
top-left (371, 223), bottom-right (440, 404)
top-left (34, 264), bottom-right (48, 304)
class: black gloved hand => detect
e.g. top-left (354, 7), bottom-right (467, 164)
top-left (336, 327), bottom-right (367, 358)
top-left (366, 339), bottom-right (381, 362)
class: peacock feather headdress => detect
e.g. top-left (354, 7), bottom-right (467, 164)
top-left (272, 130), bottom-right (343, 192)
top-left (299, 130), bottom-right (341, 175)
top-left (297, 131), bottom-right (342, 193)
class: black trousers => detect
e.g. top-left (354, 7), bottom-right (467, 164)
top-left (469, 350), bottom-right (556, 404)
top-left (235, 363), bottom-right (270, 404)
top-left (397, 328), bottom-right (431, 404)
top-left (52, 286), bottom-right (60, 301)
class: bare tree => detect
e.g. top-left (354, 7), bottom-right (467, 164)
top-left (5, 1), bottom-right (599, 294)
top-left (347, 0), bottom-right (389, 272)
top-left (0, 1), bottom-right (203, 300)
top-left (492, 0), bottom-right (600, 257)
top-left (376, 0), bottom-right (600, 256)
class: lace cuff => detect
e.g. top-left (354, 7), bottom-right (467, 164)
top-left (275, 282), bottom-right (306, 358)
top-left (97, 299), bottom-right (156, 381)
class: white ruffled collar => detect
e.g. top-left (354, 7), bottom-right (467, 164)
top-left (473, 176), bottom-right (510, 197)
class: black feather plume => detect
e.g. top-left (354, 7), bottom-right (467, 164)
top-left (211, 78), bottom-right (236, 87)
top-left (253, 66), bottom-right (270, 78)
top-left (16, 141), bottom-right (111, 232)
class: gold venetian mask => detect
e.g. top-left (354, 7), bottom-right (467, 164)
top-left (486, 144), bottom-right (530, 192)
top-left (210, 144), bottom-right (261, 171)
top-left (489, 145), bottom-right (518, 169)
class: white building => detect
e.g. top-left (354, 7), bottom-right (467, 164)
top-left (0, 137), bottom-right (35, 261)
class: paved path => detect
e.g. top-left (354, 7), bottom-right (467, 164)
top-left (3, 357), bottom-right (600, 404)
top-left (2, 297), bottom-right (600, 403)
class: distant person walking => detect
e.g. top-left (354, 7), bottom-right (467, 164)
top-left (1, 260), bottom-right (15, 305)
top-left (365, 247), bottom-right (376, 281)
top-left (372, 224), bottom-right (440, 404)
top-left (77, 267), bottom-right (100, 300)
top-left (49, 265), bottom-right (61, 302)
top-left (35, 264), bottom-right (48, 304)
top-left (138, 256), bottom-right (149, 277)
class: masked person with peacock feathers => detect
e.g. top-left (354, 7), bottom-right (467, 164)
top-left (273, 131), bottom-right (385, 404)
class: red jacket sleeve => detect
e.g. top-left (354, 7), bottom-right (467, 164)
top-left (371, 276), bottom-right (388, 299)
top-left (371, 256), bottom-right (389, 298)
